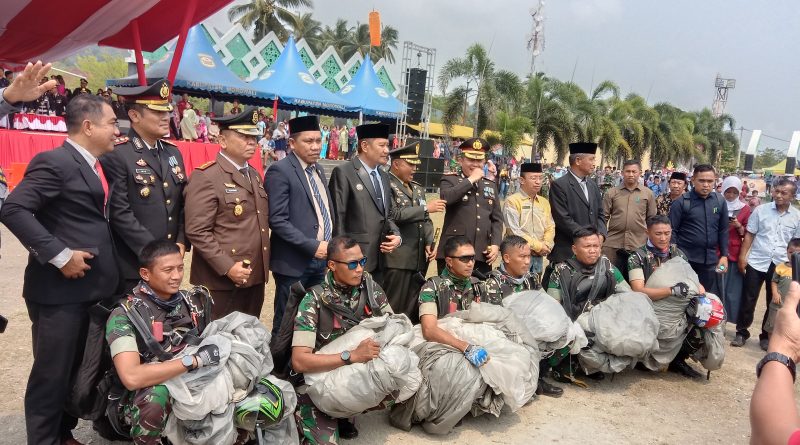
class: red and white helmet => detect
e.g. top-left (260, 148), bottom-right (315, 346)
top-left (687, 295), bottom-right (725, 329)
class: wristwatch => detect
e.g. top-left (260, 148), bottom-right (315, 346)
top-left (181, 354), bottom-right (195, 371)
top-left (756, 352), bottom-right (796, 382)
top-left (340, 350), bottom-right (352, 365)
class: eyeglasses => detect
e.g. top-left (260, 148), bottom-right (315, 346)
top-left (330, 257), bottom-right (368, 270)
top-left (447, 255), bottom-right (475, 264)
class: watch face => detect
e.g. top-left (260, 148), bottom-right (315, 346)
top-left (182, 355), bottom-right (194, 368)
top-left (341, 350), bottom-right (351, 362)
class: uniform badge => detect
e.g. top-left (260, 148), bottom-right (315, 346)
top-left (136, 158), bottom-right (146, 166)
top-left (159, 82), bottom-right (169, 99)
top-left (135, 174), bottom-right (144, 182)
top-left (234, 204), bottom-right (244, 216)
top-left (356, 184), bottom-right (364, 191)
top-left (224, 183), bottom-right (236, 188)
top-left (140, 186), bottom-right (150, 198)
top-left (488, 199), bottom-right (493, 206)
top-left (133, 138), bottom-right (143, 150)
top-left (168, 156), bottom-right (178, 167)
top-left (172, 166), bottom-right (181, 175)
top-left (177, 173), bottom-right (185, 181)
top-left (462, 195), bottom-right (469, 202)
top-left (150, 175), bottom-right (155, 183)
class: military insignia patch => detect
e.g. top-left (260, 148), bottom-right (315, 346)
top-left (140, 187), bottom-right (150, 198)
top-left (252, 111), bottom-right (259, 124)
top-left (234, 204), bottom-right (244, 216)
top-left (136, 158), bottom-right (146, 167)
top-left (160, 82), bottom-right (169, 99)
top-left (473, 140), bottom-right (483, 149)
top-left (133, 138), bottom-right (143, 149)
top-left (197, 161), bottom-right (216, 170)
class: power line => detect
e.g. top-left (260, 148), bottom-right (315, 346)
top-left (739, 127), bottom-right (791, 144)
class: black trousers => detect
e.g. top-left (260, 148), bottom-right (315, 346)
top-left (271, 259), bottom-right (326, 336)
top-left (383, 268), bottom-right (426, 324)
top-left (25, 300), bottom-right (92, 445)
top-left (688, 261), bottom-right (721, 296)
top-left (736, 263), bottom-right (775, 340)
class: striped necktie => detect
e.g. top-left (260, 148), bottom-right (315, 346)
top-left (306, 165), bottom-right (332, 241)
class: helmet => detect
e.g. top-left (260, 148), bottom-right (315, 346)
top-left (234, 377), bottom-right (285, 431)
top-left (687, 295), bottom-right (725, 329)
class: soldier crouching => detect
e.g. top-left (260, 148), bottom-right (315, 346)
top-left (105, 240), bottom-right (218, 444)
top-left (290, 236), bottom-right (394, 444)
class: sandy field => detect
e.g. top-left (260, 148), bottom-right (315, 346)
top-left (0, 214), bottom-right (793, 444)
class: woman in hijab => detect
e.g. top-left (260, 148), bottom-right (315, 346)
top-left (180, 102), bottom-right (198, 141)
top-left (722, 175), bottom-right (752, 325)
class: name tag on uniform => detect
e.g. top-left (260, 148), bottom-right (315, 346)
top-left (225, 188), bottom-right (238, 194)
top-left (522, 205), bottom-right (531, 209)
top-left (135, 168), bottom-right (150, 174)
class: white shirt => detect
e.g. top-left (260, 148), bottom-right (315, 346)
top-left (359, 158), bottom-right (385, 203)
top-left (569, 168), bottom-right (589, 201)
top-left (219, 151), bottom-right (250, 179)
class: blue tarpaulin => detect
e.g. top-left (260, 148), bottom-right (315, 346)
top-left (249, 36), bottom-right (353, 114)
top-left (107, 26), bottom-right (261, 101)
top-left (338, 57), bottom-right (402, 119)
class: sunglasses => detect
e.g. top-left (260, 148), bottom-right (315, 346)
top-left (331, 257), bottom-right (368, 270)
top-left (447, 255), bottom-right (475, 264)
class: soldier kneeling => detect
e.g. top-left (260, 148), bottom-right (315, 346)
top-left (105, 240), bottom-right (218, 444)
top-left (290, 236), bottom-right (393, 444)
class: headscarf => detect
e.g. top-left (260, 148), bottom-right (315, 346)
top-left (721, 176), bottom-right (745, 213)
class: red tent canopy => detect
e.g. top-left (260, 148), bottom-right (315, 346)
top-left (0, 0), bottom-right (232, 67)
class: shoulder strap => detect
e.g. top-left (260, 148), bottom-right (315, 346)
top-left (681, 191), bottom-right (692, 214)
top-left (470, 276), bottom-right (489, 302)
top-left (428, 277), bottom-right (453, 317)
top-left (120, 298), bottom-right (173, 362)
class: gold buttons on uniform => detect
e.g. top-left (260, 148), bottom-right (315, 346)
top-left (166, 199), bottom-right (171, 205)
top-left (167, 234), bottom-right (172, 239)
top-left (261, 228), bottom-right (265, 232)
top-left (163, 182), bottom-right (169, 188)
top-left (476, 204), bottom-right (480, 208)
top-left (257, 210), bottom-right (260, 214)
top-left (168, 217), bottom-right (172, 221)
top-left (263, 247), bottom-right (267, 251)
top-left (477, 215), bottom-right (481, 219)
top-left (476, 228), bottom-right (481, 232)
top-left (231, 249), bottom-right (237, 254)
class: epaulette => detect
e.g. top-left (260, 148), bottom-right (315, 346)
top-left (114, 136), bottom-right (129, 145)
top-left (159, 138), bottom-right (177, 147)
top-left (196, 160), bottom-right (216, 170)
top-left (410, 179), bottom-right (422, 186)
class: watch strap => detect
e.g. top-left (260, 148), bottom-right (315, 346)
top-left (756, 352), bottom-right (796, 382)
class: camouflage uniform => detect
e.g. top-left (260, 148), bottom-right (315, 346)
top-left (418, 268), bottom-right (489, 319)
top-left (600, 173), bottom-right (615, 198)
top-left (546, 256), bottom-right (630, 319)
top-left (484, 267), bottom-right (541, 302)
top-left (292, 271), bottom-right (392, 445)
top-left (541, 169), bottom-right (553, 198)
top-left (626, 243), bottom-right (688, 283)
top-left (105, 282), bottom-right (201, 444)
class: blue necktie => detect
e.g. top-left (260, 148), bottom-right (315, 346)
top-left (306, 166), bottom-right (331, 241)
top-left (370, 170), bottom-right (385, 213)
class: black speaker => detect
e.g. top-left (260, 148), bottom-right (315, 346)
top-left (406, 138), bottom-right (435, 158)
top-left (405, 68), bottom-right (427, 124)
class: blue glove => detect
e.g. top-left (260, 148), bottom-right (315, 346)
top-left (464, 344), bottom-right (489, 367)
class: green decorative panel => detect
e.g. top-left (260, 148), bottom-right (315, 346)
top-left (227, 59), bottom-right (249, 79)
top-left (298, 48), bottom-right (314, 69)
top-left (313, 70), bottom-right (321, 79)
top-left (321, 55), bottom-right (341, 78)
top-left (143, 45), bottom-right (169, 63)
top-left (348, 61), bottom-right (361, 77)
top-left (226, 35), bottom-right (250, 59)
top-left (376, 66), bottom-right (396, 95)
top-left (250, 57), bottom-right (259, 66)
top-left (260, 41), bottom-right (281, 69)
top-left (322, 77), bottom-right (339, 93)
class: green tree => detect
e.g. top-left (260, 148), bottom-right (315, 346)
top-left (690, 108), bottom-right (738, 168)
top-left (69, 54), bottom-right (128, 92)
top-left (228, 0), bottom-right (313, 43)
top-left (754, 147), bottom-right (786, 170)
top-left (495, 111), bottom-right (532, 158)
top-left (523, 73), bottom-right (573, 163)
top-left (287, 12), bottom-right (322, 52)
top-left (372, 25), bottom-right (399, 64)
top-left (320, 19), bottom-right (352, 54)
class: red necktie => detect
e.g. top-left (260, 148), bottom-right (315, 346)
top-left (95, 160), bottom-right (109, 210)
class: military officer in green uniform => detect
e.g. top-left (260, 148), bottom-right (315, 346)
top-left (100, 78), bottom-right (188, 293)
top-left (484, 235), bottom-right (564, 397)
top-left (291, 236), bottom-right (393, 444)
top-left (599, 165), bottom-right (615, 197)
top-left (383, 142), bottom-right (446, 323)
top-left (105, 240), bottom-right (218, 444)
top-left (437, 138), bottom-right (503, 276)
top-left (419, 236), bottom-right (491, 368)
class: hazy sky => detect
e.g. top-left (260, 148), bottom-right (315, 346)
top-left (212, 0), bottom-right (799, 151)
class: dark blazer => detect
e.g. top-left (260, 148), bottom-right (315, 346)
top-left (100, 128), bottom-right (187, 281)
top-left (265, 152), bottom-right (332, 277)
top-left (329, 155), bottom-right (400, 273)
top-left (437, 173), bottom-right (504, 263)
top-left (0, 141), bottom-right (119, 304)
top-left (548, 169), bottom-right (608, 264)
top-left (386, 173), bottom-right (434, 271)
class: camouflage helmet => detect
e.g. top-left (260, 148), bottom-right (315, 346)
top-left (234, 377), bottom-right (285, 431)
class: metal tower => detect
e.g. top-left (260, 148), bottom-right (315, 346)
top-left (712, 74), bottom-right (735, 117)
top-left (527, 0), bottom-right (546, 76)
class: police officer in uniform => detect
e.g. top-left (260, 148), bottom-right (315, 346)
top-left (437, 138), bottom-right (503, 275)
top-left (383, 142), bottom-right (446, 322)
top-left (184, 106), bottom-right (270, 320)
top-left (101, 78), bottom-right (188, 293)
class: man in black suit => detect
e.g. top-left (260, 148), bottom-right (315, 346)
top-left (100, 79), bottom-right (188, 293)
top-left (1, 94), bottom-right (120, 445)
top-left (328, 123), bottom-right (401, 284)
top-left (264, 115), bottom-right (332, 335)
top-left (545, 142), bottom-right (608, 284)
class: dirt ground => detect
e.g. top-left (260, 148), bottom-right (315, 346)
top-left (0, 216), bottom-right (794, 444)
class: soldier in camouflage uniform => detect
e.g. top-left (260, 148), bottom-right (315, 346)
top-left (599, 165), bottom-right (615, 197)
top-left (291, 236), bottom-right (393, 444)
top-left (656, 171), bottom-right (688, 216)
top-left (419, 236), bottom-right (491, 369)
top-left (484, 235), bottom-right (564, 397)
top-left (106, 240), bottom-right (219, 444)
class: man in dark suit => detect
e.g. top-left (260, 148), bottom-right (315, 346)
top-left (546, 142), bottom-right (608, 284)
top-left (100, 79), bottom-right (188, 293)
top-left (384, 142), bottom-right (445, 322)
top-left (437, 138), bottom-right (503, 275)
top-left (1, 94), bottom-right (120, 445)
top-left (329, 123), bottom-right (401, 284)
top-left (264, 115), bottom-right (332, 334)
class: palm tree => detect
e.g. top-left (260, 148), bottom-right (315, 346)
top-left (690, 108), bottom-right (738, 167)
top-left (228, 0), bottom-right (313, 43)
top-left (650, 103), bottom-right (698, 167)
top-left (286, 12), bottom-right (322, 52)
top-left (524, 74), bottom-right (573, 162)
top-left (495, 111), bottom-right (532, 158)
top-left (373, 25), bottom-right (399, 64)
top-left (341, 23), bottom-right (371, 61)
top-left (319, 19), bottom-right (352, 55)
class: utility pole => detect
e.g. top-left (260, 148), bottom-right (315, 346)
top-left (736, 126), bottom-right (744, 170)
